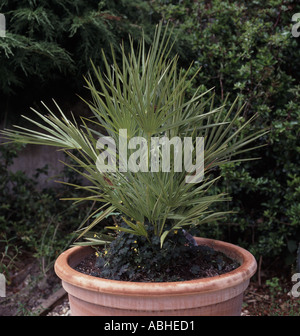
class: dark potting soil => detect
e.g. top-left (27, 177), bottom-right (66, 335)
top-left (74, 245), bottom-right (240, 282)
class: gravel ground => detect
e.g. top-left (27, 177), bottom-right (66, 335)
top-left (47, 298), bottom-right (70, 316)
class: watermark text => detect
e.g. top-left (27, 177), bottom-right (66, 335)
top-left (292, 13), bottom-right (300, 37)
top-left (291, 273), bottom-right (300, 298)
top-left (0, 13), bottom-right (5, 37)
top-left (0, 273), bottom-right (6, 297)
top-left (96, 129), bottom-right (204, 184)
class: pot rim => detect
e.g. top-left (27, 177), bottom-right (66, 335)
top-left (54, 237), bottom-right (257, 296)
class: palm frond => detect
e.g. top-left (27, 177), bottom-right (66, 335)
top-left (0, 22), bottom-right (268, 246)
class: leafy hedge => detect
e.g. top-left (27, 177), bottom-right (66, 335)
top-left (153, 0), bottom-right (300, 269)
top-left (0, 143), bottom-right (90, 276)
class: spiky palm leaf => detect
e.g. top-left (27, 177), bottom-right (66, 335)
top-left (0, 22), bottom-right (268, 247)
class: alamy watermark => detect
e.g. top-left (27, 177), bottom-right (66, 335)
top-left (96, 129), bottom-right (204, 184)
top-left (0, 13), bottom-right (6, 37)
top-left (0, 273), bottom-right (6, 297)
top-left (291, 273), bottom-right (300, 298)
top-left (292, 13), bottom-right (300, 37)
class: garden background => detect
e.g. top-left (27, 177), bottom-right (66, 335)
top-left (0, 0), bottom-right (299, 315)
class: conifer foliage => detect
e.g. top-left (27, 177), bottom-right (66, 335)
top-left (0, 0), bottom-right (154, 95)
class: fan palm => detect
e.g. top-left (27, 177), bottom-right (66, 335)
top-left (1, 22), bottom-right (267, 249)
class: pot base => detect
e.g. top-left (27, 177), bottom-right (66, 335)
top-left (55, 237), bottom-right (257, 316)
top-left (68, 291), bottom-right (244, 316)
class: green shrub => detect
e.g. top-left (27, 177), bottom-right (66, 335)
top-left (0, 143), bottom-right (90, 274)
top-left (152, 0), bottom-right (300, 269)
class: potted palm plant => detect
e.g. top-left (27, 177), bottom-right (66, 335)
top-left (1, 23), bottom-right (266, 316)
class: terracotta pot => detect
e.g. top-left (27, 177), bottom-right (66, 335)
top-left (54, 237), bottom-right (257, 316)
